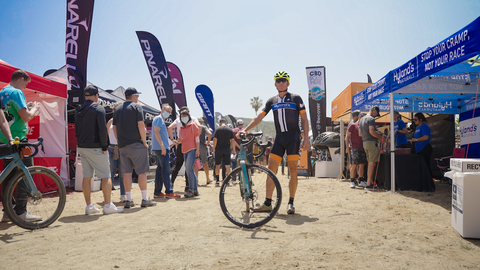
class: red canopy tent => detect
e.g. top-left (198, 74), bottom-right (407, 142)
top-left (0, 60), bottom-right (68, 186)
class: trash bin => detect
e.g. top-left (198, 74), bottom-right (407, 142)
top-left (450, 158), bottom-right (480, 239)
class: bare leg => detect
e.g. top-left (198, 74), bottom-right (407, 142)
top-left (225, 165), bottom-right (231, 176)
top-left (138, 172), bottom-right (148, 191)
top-left (287, 160), bottom-right (299, 199)
top-left (350, 164), bottom-right (358, 179)
top-left (82, 177), bottom-right (92, 205)
top-left (265, 158), bottom-right (280, 199)
top-left (367, 162), bottom-right (376, 186)
top-left (124, 173), bottom-right (133, 192)
top-left (203, 162), bottom-right (211, 183)
top-left (101, 177), bottom-right (112, 204)
top-left (358, 164), bottom-right (365, 179)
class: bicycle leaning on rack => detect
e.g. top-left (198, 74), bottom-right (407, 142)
top-left (1, 137), bottom-right (66, 230)
top-left (219, 132), bottom-right (282, 228)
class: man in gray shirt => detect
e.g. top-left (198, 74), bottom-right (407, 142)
top-left (358, 106), bottom-right (383, 190)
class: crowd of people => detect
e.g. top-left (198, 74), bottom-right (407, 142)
top-left (345, 106), bottom-right (433, 190)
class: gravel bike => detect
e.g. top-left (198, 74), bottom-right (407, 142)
top-left (1, 137), bottom-right (66, 229)
top-left (219, 132), bottom-right (282, 228)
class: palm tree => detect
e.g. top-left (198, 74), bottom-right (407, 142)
top-left (250, 96), bottom-right (263, 131)
top-left (250, 96), bottom-right (263, 116)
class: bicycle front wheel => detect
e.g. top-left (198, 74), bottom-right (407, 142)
top-left (219, 164), bottom-right (282, 228)
top-left (4, 166), bottom-right (66, 230)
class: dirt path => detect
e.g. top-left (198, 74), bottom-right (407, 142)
top-left (1, 173), bottom-right (479, 270)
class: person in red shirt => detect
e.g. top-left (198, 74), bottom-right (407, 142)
top-left (345, 111), bottom-right (367, 188)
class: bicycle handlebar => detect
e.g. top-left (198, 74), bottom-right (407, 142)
top-left (239, 132), bottom-right (271, 160)
top-left (14, 137), bottom-right (44, 158)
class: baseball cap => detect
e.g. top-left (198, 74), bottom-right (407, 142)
top-left (219, 118), bottom-right (227, 123)
top-left (125, 87), bottom-right (142, 96)
top-left (237, 119), bottom-right (244, 125)
top-left (371, 106), bottom-right (380, 115)
top-left (351, 110), bottom-right (360, 117)
top-left (84, 85), bottom-right (98, 96)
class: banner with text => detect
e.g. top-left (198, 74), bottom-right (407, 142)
top-left (136, 31), bottom-right (176, 123)
top-left (195, 85), bottom-right (215, 132)
top-left (65, 0), bottom-right (95, 106)
top-left (167, 62), bottom-right (187, 109)
top-left (306, 66), bottom-right (326, 140)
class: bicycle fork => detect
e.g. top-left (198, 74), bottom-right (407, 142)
top-left (239, 159), bottom-right (253, 212)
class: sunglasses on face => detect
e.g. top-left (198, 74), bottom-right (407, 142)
top-left (414, 119), bottom-right (419, 122)
top-left (275, 78), bottom-right (288, 83)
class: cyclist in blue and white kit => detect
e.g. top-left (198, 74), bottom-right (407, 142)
top-left (241, 71), bottom-right (310, 214)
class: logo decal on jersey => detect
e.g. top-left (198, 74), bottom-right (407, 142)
top-left (272, 102), bottom-right (297, 110)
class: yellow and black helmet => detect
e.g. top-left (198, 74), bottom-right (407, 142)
top-left (274, 71), bottom-right (290, 82)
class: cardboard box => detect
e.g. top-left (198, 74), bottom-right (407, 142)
top-left (450, 158), bottom-right (480, 173)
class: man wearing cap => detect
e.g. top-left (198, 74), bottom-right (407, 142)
top-left (113, 87), bottom-right (156, 208)
top-left (213, 118), bottom-right (236, 186)
top-left (76, 85), bottom-right (123, 215)
top-left (358, 106), bottom-right (383, 190)
top-left (394, 111), bottom-right (409, 149)
top-left (345, 111), bottom-right (367, 188)
top-left (196, 117), bottom-right (213, 184)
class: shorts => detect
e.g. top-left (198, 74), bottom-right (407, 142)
top-left (199, 144), bottom-right (208, 164)
top-left (270, 131), bottom-right (301, 163)
top-left (215, 147), bottom-right (231, 166)
top-left (363, 141), bottom-right (379, 163)
top-left (119, 142), bottom-right (150, 174)
top-left (351, 148), bottom-right (367, 165)
top-left (77, 147), bottom-right (111, 179)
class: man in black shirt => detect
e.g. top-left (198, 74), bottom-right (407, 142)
top-left (75, 85), bottom-right (123, 215)
top-left (113, 87), bottom-right (156, 208)
top-left (242, 71), bottom-right (310, 214)
top-left (213, 118), bottom-right (236, 186)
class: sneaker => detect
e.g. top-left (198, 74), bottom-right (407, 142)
top-left (124, 200), bottom-right (135, 208)
top-left (350, 181), bottom-right (356, 188)
top-left (103, 203), bottom-right (124, 215)
top-left (184, 186), bottom-right (189, 192)
top-left (206, 180), bottom-right (212, 185)
top-left (193, 190), bottom-right (199, 196)
top-left (250, 203), bottom-right (272, 212)
top-left (1, 212), bottom-right (10, 222)
top-left (119, 195), bottom-right (127, 203)
top-left (287, 204), bottom-right (295, 214)
top-left (215, 181), bottom-right (220, 187)
top-left (154, 193), bottom-right (167, 198)
top-left (184, 190), bottom-right (194, 198)
top-left (85, 204), bottom-right (100, 215)
top-left (141, 198), bottom-right (157, 207)
top-left (359, 181), bottom-right (367, 188)
top-left (165, 193), bottom-right (181, 198)
top-left (18, 211), bottom-right (43, 221)
top-left (365, 184), bottom-right (378, 190)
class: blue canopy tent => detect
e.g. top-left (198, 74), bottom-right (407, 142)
top-left (351, 16), bottom-right (480, 192)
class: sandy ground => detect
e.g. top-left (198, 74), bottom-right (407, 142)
top-left (1, 172), bottom-right (480, 270)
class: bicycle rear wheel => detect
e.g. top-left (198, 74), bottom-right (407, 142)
top-left (4, 166), bottom-right (66, 230)
top-left (219, 164), bottom-right (282, 228)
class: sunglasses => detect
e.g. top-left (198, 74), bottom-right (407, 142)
top-left (414, 119), bottom-right (419, 122)
top-left (275, 78), bottom-right (288, 83)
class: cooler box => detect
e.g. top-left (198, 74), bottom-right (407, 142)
top-left (74, 155), bottom-right (101, 192)
top-left (450, 158), bottom-right (480, 239)
top-left (315, 161), bottom-right (340, 178)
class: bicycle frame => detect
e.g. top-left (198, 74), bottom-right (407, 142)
top-left (237, 143), bottom-right (253, 199)
top-left (0, 152), bottom-right (39, 197)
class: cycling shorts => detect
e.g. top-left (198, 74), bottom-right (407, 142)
top-left (215, 147), bottom-right (231, 166)
top-left (269, 131), bottom-right (301, 163)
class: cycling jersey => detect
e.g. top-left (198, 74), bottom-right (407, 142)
top-left (261, 92), bottom-right (306, 133)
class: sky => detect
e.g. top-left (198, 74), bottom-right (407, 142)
top-left (1, 0), bottom-right (479, 123)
